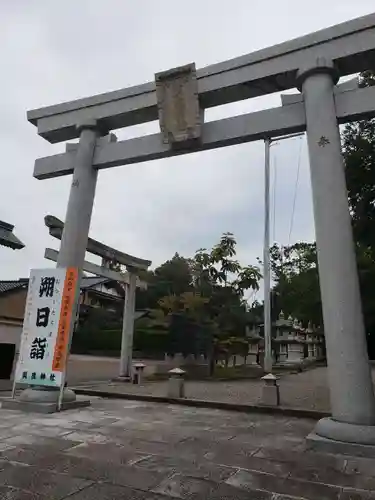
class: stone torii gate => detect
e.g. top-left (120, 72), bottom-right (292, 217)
top-left (27, 12), bottom-right (375, 452)
top-left (43, 215), bottom-right (151, 380)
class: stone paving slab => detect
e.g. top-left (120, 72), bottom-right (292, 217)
top-left (0, 460), bottom-right (92, 499)
top-left (227, 468), bottom-right (341, 500)
top-left (1, 398), bottom-right (375, 498)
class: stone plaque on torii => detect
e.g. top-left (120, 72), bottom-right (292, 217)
top-left (43, 215), bottom-right (151, 380)
top-left (18, 12), bottom-right (375, 452)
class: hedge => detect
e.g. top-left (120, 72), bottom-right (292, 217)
top-left (71, 326), bottom-right (168, 355)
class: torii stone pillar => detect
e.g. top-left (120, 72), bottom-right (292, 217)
top-left (16, 119), bottom-right (103, 407)
top-left (119, 269), bottom-right (137, 379)
top-left (100, 259), bottom-right (142, 380)
top-left (54, 120), bottom-right (103, 402)
top-left (56, 122), bottom-right (100, 271)
top-left (297, 58), bottom-right (375, 446)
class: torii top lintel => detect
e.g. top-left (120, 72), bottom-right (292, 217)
top-left (28, 12), bottom-right (375, 144)
top-left (44, 215), bottom-right (151, 271)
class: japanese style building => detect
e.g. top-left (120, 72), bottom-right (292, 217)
top-left (246, 311), bottom-right (326, 367)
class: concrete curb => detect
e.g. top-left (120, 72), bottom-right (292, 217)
top-left (73, 387), bottom-right (330, 420)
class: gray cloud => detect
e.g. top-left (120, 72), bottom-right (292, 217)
top-left (0, 0), bottom-right (373, 284)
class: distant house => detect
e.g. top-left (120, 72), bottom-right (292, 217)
top-left (0, 279), bottom-right (29, 346)
top-left (78, 276), bottom-right (124, 314)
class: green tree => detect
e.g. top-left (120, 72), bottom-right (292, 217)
top-left (136, 253), bottom-right (194, 310)
top-left (72, 307), bottom-right (122, 354)
top-left (143, 233), bottom-right (262, 367)
top-left (193, 232), bottom-right (261, 336)
top-left (267, 242), bottom-right (322, 327)
top-left (342, 70), bottom-right (375, 357)
top-left (343, 71), bottom-right (375, 248)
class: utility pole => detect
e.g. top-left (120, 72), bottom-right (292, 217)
top-left (263, 132), bottom-right (304, 374)
top-left (263, 138), bottom-right (272, 373)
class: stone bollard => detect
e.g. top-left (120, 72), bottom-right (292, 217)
top-left (261, 373), bottom-right (280, 406)
top-left (168, 368), bottom-right (186, 398)
top-left (132, 362), bottom-right (146, 385)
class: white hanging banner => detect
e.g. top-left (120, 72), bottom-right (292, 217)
top-left (15, 267), bottom-right (78, 388)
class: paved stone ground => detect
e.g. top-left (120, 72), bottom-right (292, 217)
top-left (1, 398), bottom-right (375, 499)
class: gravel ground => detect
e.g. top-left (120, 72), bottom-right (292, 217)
top-left (4, 356), bottom-right (375, 413)
top-left (74, 366), bottom-right (332, 411)
top-left (71, 363), bottom-right (375, 413)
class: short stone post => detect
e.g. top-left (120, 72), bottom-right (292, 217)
top-left (132, 362), bottom-right (146, 385)
top-left (261, 373), bottom-right (280, 406)
top-left (168, 368), bottom-right (186, 398)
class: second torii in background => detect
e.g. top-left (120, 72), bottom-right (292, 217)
top-left (44, 215), bottom-right (151, 381)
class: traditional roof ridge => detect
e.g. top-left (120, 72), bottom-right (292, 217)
top-left (0, 220), bottom-right (25, 250)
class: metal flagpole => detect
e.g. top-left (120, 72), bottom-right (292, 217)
top-left (263, 138), bottom-right (272, 373)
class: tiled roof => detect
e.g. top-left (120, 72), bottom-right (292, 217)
top-left (0, 220), bottom-right (25, 250)
top-left (0, 277), bottom-right (111, 295)
top-left (80, 277), bottom-right (108, 289)
top-left (0, 279), bottom-right (28, 294)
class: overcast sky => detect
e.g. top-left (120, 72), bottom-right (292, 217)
top-left (0, 0), bottom-right (373, 301)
